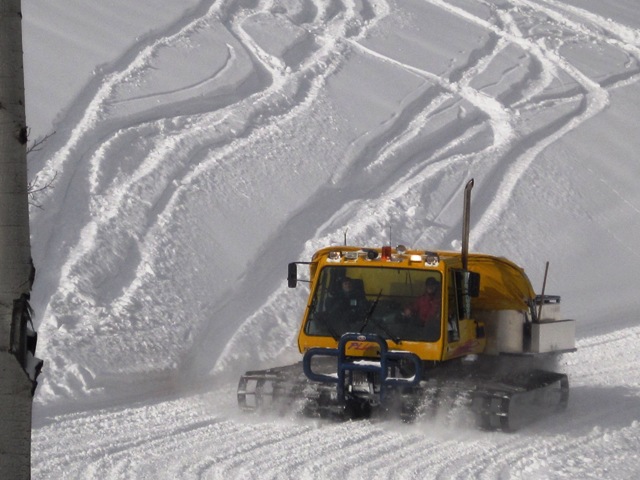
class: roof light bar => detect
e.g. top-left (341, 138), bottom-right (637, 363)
top-left (344, 251), bottom-right (359, 260)
top-left (328, 251), bottom-right (341, 261)
top-left (425, 251), bottom-right (440, 266)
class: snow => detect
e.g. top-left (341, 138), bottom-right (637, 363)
top-left (21, 0), bottom-right (640, 477)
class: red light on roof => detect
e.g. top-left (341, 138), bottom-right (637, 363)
top-left (381, 246), bottom-right (392, 260)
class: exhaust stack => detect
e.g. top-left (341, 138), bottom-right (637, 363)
top-left (462, 178), bottom-right (474, 270)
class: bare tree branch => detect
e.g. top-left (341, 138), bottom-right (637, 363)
top-left (26, 129), bottom-right (55, 154)
top-left (26, 130), bottom-right (57, 208)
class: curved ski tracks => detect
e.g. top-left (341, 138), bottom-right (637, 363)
top-left (32, 0), bottom-right (392, 400)
top-left (214, 0), bottom-right (640, 378)
top-left (30, 0), bottom-right (640, 478)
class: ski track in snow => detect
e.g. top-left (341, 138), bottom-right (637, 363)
top-left (33, 326), bottom-right (640, 479)
top-left (32, 0), bottom-right (391, 402)
top-left (213, 0), bottom-right (640, 378)
top-left (29, 0), bottom-right (640, 478)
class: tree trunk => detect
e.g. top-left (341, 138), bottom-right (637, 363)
top-left (0, 1), bottom-right (37, 478)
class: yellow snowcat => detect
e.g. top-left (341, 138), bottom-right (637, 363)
top-left (238, 180), bottom-right (576, 431)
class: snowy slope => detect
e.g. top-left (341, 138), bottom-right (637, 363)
top-left (22, 0), bottom-right (640, 478)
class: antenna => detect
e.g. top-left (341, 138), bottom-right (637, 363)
top-left (537, 261), bottom-right (550, 321)
top-left (343, 228), bottom-right (348, 246)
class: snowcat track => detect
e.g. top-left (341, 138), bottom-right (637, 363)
top-left (396, 370), bottom-right (569, 431)
top-left (473, 370), bottom-right (569, 431)
top-left (238, 365), bottom-right (569, 432)
top-left (237, 362), bottom-right (387, 420)
top-left (237, 363), bottom-right (309, 413)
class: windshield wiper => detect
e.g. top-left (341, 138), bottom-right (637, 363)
top-left (359, 290), bottom-right (402, 344)
top-left (359, 289), bottom-right (382, 332)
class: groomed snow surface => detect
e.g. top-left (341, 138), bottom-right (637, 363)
top-left (22, 0), bottom-right (640, 478)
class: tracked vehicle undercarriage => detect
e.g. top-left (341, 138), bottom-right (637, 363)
top-left (238, 333), bottom-right (569, 431)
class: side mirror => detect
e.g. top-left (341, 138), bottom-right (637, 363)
top-left (454, 270), bottom-right (481, 320)
top-left (454, 270), bottom-right (481, 297)
top-left (287, 263), bottom-right (298, 288)
top-left (468, 271), bottom-right (480, 297)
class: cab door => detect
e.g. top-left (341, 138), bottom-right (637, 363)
top-left (442, 269), bottom-right (485, 360)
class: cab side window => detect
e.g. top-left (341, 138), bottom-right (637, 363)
top-left (447, 275), bottom-right (460, 342)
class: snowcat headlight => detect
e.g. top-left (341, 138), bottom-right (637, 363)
top-left (409, 254), bottom-right (422, 263)
top-left (328, 251), bottom-right (341, 262)
top-left (344, 251), bottom-right (359, 261)
top-left (425, 251), bottom-right (439, 266)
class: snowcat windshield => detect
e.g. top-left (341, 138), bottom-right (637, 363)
top-left (305, 266), bottom-right (443, 342)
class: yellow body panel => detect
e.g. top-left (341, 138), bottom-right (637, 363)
top-left (442, 319), bottom-right (487, 360)
top-left (296, 247), bottom-right (534, 363)
top-left (465, 254), bottom-right (535, 311)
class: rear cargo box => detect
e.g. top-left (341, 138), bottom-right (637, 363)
top-left (530, 295), bottom-right (576, 353)
top-left (530, 320), bottom-right (576, 353)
